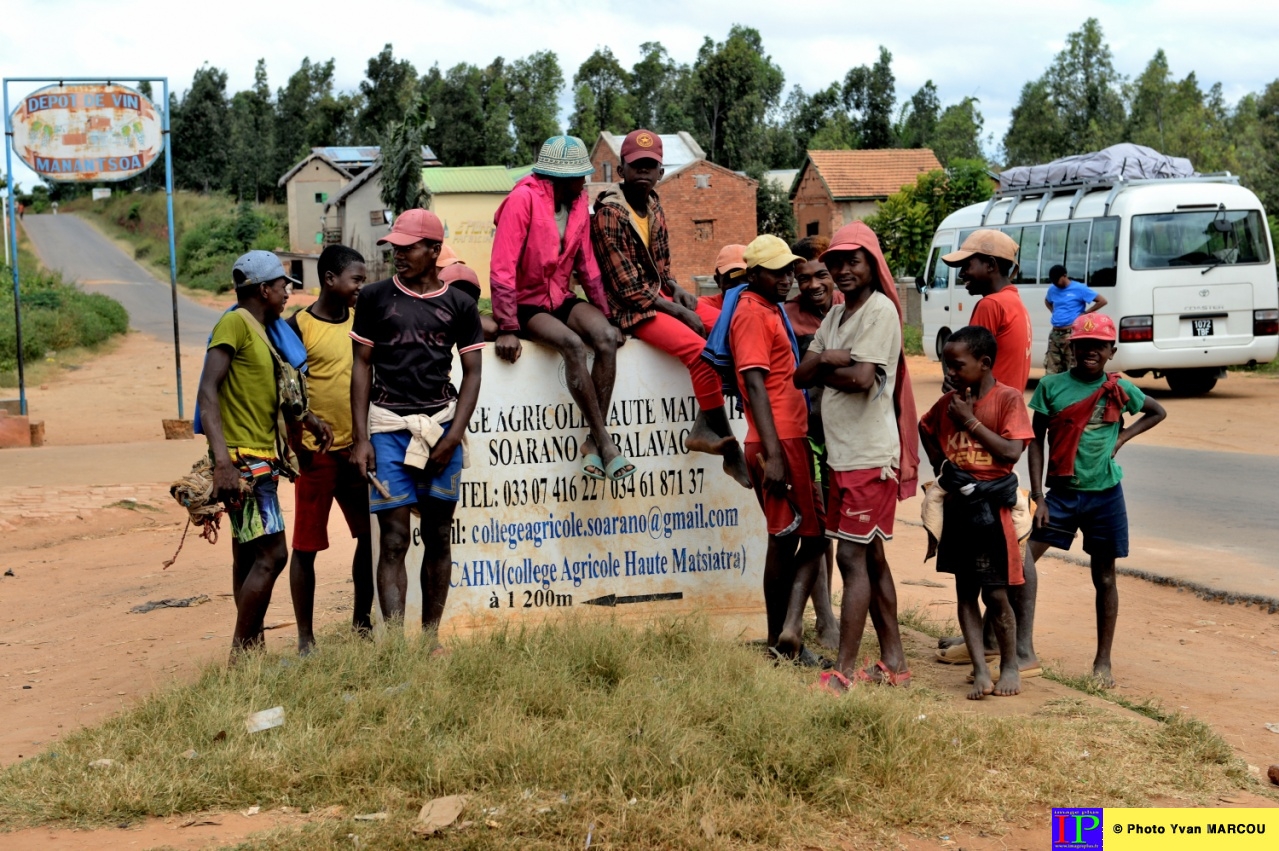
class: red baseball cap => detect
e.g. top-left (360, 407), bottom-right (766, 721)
top-left (377, 208), bottom-right (444, 246)
top-left (439, 262), bottom-right (481, 302)
top-left (715, 244), bottom-right (747, 275)
top-left (436, 243), bottom-right (462, 268)
top-left (620, 129), bottom-right (663, 165)
top-left (1070, 313), bottom-right (1117, 342)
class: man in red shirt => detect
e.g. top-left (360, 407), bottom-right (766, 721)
top-left (943, 230), bottom-right (1032, 392)
top-left (730, 235), bottom-right (827, 663)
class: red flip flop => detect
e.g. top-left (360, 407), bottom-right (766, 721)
top-left (860, 659), bottom-right (912, 687)
top-left (812, 670), bottom-right (853, 694)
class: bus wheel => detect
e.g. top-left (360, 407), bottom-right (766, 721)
top-left (935, 329), bottom-right (951, 361)
top-left (1164, 368), bottom-right (1219, 396)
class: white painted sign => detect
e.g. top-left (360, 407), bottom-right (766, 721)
top-left (372, 340), bottom-right (768, 640)
top-left (91, 187), bottom-right (111, 201)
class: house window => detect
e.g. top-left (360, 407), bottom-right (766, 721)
top-left (314, 192), bottom-right (328, 203)
top-left (693, 174), bottom-right (711, 189)
top-left (603, 162), bottom-right (612, 182)
top-left (369, 209), bottom-right (390, 226)
top-left (694, 220), bottom-right (714, 241)
top-left (806, 221), bottom-right (819, 236)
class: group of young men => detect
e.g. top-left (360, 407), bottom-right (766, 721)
top-left (198, 129), bottom-right (1166, 699)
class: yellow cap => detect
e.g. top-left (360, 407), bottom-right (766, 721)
top-left (743, 235), bottom-right (803, 271)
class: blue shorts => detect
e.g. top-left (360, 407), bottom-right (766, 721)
top-left (1029, 483), bottom-right (1129, 558)
top-left (368, 426), bottom-right (464, 512)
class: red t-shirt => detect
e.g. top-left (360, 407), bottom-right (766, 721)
top-left (971, 287), bottom-right (1032, 393)
top-left (783, 290), bottom-right (845, 336)
top-left (919, 382), bottom-right (1033, 481)
top-left (730, 290), bottom-right (809, 444)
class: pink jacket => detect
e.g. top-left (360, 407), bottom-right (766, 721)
top-left (489, 175), bottom-right (608, 331)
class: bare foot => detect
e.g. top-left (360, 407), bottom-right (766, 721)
top-left (721, 443), bottom-right (752, 489)
top-left (685, 412), bottom-right (733, 455)
top-left (967, 669), bottom-right (994, 700)
top-left (992, 667), bottom-right (1021, 697)
top-left (297, 638), bottom-right (316, 657)
top-left (1091, 662), bottom-right (1115, 688)
top-left (938, 635), bottom-right (964, 649)
top-left (815, 625), bottom-right (840, 651)
top-left (775, 628), bottom-right (802, 658)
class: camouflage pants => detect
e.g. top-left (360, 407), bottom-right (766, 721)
top-left (1044, 326), bottom-right (1075, 374)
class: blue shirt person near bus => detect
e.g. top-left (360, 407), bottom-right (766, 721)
top-left (1043, 265), bottom-right (1108, 374)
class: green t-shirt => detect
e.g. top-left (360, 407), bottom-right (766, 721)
top-left (208, 311), bottom-right (278, 455)
top-left (1028, 371), bottom-right (1146, 492)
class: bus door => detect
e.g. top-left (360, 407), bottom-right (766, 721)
top-left (920, 231), bottom-right (956, 360)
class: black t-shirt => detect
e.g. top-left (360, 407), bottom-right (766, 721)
top-left (350, 276), bottom-right (485, 414)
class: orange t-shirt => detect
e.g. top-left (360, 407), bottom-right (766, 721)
top-left (971, 287), bottom-right (1032, 393)
top-left (730, 290), bottom-right (809, 444)
top-left (918, 382), bottom-right (1033, 481)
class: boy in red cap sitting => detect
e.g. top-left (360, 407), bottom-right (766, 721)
top-left (349, 209), bottom-right (485, 636)
top-left (592, 129), bottom-right (750, 487)
top-left (1026, 313), bottom-right (1165, 687)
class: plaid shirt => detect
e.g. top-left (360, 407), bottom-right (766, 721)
top-left (591, 188), bottom-right (673, 332)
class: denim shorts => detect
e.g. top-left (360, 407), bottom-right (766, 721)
top-left (368, 425), bottom-right (464, 512)
top-left (1029, 483), bottom-right (1129, 558)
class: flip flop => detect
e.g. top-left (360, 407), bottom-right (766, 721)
top-left (858, 659), bottom-right (912, 687)
top-left (582, 454), bottom-right (606, 481)
top-left (966, 664), bottom-right (1042, 683)
top-left (606, 455), bottom-right (636, 481)
top-left (811, 670), bottom-right (853, 694)
top-left (934, 644), bottom-right (998, 665)
top-left (796, 646), bottom-right (834, 670)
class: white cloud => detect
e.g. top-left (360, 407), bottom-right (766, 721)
top-left (3, 0), bottom-right (1277, 189)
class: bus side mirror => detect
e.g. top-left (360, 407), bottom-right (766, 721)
top-left (914, 276), bottom-right (927, 293)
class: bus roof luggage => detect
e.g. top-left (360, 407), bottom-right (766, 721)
top-left (998, 144), bottom-right (1196, 193)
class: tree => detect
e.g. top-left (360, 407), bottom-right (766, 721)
top-left (227, 59), bottom-right (275, 202)
top-left (380, 95), bottom-right (432, 215)
top-left (630, 42), bottom-right (694, 132)
top-left (842, 46), bottom-right (896, 148)
top-left (748, 165), bottom-right (796, 242)
top-left (507, 51), bottom-right (563, 162)
top-left (865, 159), bottom-right (993, 276)
top-left (688, 26), bottom-right (784, 171)
top-left (356, 44), bottom-right (418, 143)
top-left (569, 84), bottom-right (600, 153)
top-left (424, 64), bottom-right (488, 167)
top-left (897, 81), bottom-right (940, 149)
top-left (1003, 18), bottom-right (1125, 164)
top-left (932, 97), bottom-right (985, 166)
top-left (784, 83), bottom-right (855, 158)
top-left (479, 59), bottom-right (516, 166)
top-left (1125, 51), bottom-right (1231, 171)
top-left (171, 65), bottom-right (230, 192)
top-left (569, 47), bottom-right (633, 140)
top-left (273, 58), bottom-right (347, 200)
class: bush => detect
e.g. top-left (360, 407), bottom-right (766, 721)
top-left (0, 263), bottom-right (129, 373)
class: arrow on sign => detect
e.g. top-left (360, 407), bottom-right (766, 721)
top-left (580, 592), bottom-right (684, 607)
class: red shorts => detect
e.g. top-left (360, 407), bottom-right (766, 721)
top-left (826, 469), bottom-right (897, 544)
top-left (292, 448), bottom-right (371, 552)
top-left (744, 437), bottom-right (825, 537)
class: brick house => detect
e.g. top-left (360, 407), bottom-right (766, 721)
top-left (587, 132), bottom-right (757, 290)
top-left (790, 149), bottom-right (942, 239)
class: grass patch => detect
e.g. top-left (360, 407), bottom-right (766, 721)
top-left (903, 323), bottom-right (924, 357)
top-left (67, 191), bottom-right (286, 293)
top-left (0, 618), bottom-right (1247, 848)
top-left (1229, 359), bottom-right (1279, 376)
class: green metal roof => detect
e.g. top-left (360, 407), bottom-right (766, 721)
top-left (421, 165), bottom-right (517, 194)
top-left (507, 164), bottom-right (535, 181)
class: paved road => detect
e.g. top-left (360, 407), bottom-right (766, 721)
top-left (21, 213), bottom-right (223, 348)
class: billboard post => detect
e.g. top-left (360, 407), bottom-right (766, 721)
top-left (3, 77), bottom-right (178, 419)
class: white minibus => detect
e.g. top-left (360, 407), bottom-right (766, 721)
top-left (919, 175), bottom-right (1278, 394)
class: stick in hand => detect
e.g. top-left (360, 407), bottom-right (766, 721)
top-left (366, 470), bottom-right (393, 500)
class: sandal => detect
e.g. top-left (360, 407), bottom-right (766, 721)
top-left (582, 453), bottom-right (606, 481)
top-left (606, 455), bottom-right (636, 481)
top-left (859, 659), bottom-right (912, 687)
top-left (811, 670), bottom-right (853, 694)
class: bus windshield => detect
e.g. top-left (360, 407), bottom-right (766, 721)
top-left (1130, 209), bottom-right (1270, 269)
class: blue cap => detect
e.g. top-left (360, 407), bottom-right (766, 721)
top-left (232, 250), bottom-right (298, 288)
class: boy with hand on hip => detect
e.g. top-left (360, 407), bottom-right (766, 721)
top-left (350, 209), bottom-right (484, 637)
top-left (1026, 313), bottom-right (1165, 686)
top-left (729, 235), bottom-right (828, 663)
top-left (1043, 264), bottom-right (1108, 374)
top-left (919, 326), bottom-right (1033, 699)
top-left (285, 244), bottom-right (373, 653)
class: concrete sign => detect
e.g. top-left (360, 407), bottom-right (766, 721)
top-left (10, 83), bottom-right (162, 182)
top-left (372, 341), bottom-right (768, 641)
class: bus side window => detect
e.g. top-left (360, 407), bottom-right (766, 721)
top-left (1066, 221), bottom-right (1091, 282)
top-left (1009, 225), bottom-right (1042, 284)
top-left (1088, 217), bottom-right (1120, 287)
top-left (1041, 223), bottom-right (1068, 282)
top-left (930, 247), bottom-right (948, 289)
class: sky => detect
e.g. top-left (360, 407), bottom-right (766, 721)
top-left (3, 0), bottom-right (1277, 190)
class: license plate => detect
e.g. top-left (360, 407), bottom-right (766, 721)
top-left (1192, 318), bottom-right (1214, 337)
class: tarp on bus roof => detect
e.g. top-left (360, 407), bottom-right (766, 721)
top-left (998, 144), bottom-right (1195, 192)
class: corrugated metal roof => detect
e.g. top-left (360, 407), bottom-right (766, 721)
top-left (507, 164), bottom-right (535, 181)
top-left (801, 149), bottom-right (942, 199)
top-left (309, 145), bottom-right (439, 167)
top-left (421, 165), bottom-right (516, 194)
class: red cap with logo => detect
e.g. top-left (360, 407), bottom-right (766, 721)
top-left (620, 129), bottom-right (663, 165)
top-left (377, 208), bottom-right (444, 246)
top-left (1070, 312), bottom-right (1117, 342)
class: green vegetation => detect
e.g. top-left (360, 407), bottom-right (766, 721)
top-left (66, 191), bottom-right (286, 293)
top-left (0, 244), bottom-right (128, 380)
top-left (903, 324), bottom-right (924, 357)
top-left (0, 618), bottom-right (1246, 849)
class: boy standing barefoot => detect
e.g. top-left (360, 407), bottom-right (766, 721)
top-left (1026, 313), bottom-right (1165, 686)
top-left (920, 327), bottom-right (1033, 699)
top-left (286, 245), bottom-right (373, 652)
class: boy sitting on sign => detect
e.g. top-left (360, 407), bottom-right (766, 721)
top-left (1026, 313), bottom-right (1165, 687)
